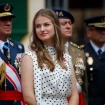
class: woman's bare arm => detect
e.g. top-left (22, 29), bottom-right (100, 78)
top-left (69, 63), bottom-right (79, 105)
top-left (21, 54), bottom-right (36, 105)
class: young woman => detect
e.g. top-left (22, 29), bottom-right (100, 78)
top-left (20, 9), bottom-right (79, 105)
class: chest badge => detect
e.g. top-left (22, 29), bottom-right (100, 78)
top-left (74, 53), bottom-right (85, 85)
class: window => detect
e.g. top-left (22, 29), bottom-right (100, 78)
top-left (45, 0), bottom-right (69, 10)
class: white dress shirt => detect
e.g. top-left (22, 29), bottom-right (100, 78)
top-left (90, 40), bottom-right (105, 55)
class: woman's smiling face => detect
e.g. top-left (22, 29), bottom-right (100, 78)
top-left (35, 15), bottom-right (55, 46)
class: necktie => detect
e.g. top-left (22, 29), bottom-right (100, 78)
top-left (97, 49), bottom-right (102, 56)
top-left (3, 42), bottom-right (11, 63)
top-left (3, 42), bottom-right (8, 57)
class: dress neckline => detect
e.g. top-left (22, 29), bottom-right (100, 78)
top-left (44, 45), bottom-right (56, 56)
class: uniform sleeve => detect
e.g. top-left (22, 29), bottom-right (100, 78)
top-left (81, 50), bottom-right (88, 105)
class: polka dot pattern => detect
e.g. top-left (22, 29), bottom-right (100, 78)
top-left (25, 46), bottom-right (72, 105)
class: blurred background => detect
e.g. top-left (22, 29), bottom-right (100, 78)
top-left (0, 0), bottom-right (105, 51)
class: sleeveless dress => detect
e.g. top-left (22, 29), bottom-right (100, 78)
top-left (25, 45), bottom-right (72, 105)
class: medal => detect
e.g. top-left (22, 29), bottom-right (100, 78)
top-left (14, 53), bottom-right (23, 74)
top-left (87, 57), bottom-right (93, 65)
top-left (75, 53), bottom-right (85, 85)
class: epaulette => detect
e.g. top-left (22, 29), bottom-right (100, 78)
top-left (79, 45), bottom-right (84, 49)
top-left (70, 42), bottom-right (80, 49)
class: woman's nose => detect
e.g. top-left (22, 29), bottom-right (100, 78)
top-left (41, 26), bottom-right (44, 31)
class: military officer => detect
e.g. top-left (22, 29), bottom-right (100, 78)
top-left (0, 3), bottom-right (26, 105)
top-left (53, 8), bottom-right (88, 105)
top-left (84, 15), bottom-right (105, 105)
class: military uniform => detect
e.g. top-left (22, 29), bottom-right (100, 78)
top-left (0, 3), bottom-right (25, 105)
top-left (84, 15), bottom-right (105, 105)
top-left (69, 42), bottom-right (88, 105)
top-left (84, 42), bottom-right (105, 105)
top-left (0, 39), bottom-right (25, 105)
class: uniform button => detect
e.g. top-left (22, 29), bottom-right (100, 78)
top-left (90, 78), bottom-right (93, 81)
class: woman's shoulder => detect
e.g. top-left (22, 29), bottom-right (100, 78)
top-left (22, 50), bottom-right (37, 60)
top-left (24, 50), bottom-right (35, 56)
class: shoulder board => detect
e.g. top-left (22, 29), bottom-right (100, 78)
top-left (79, 45), bottom-right (84, 49)
top-left (70, 42), bottom-right (80, 49)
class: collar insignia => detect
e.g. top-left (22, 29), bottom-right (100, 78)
top-left (18, 45), bottom-right (22, 49)
top-left (9, 41), bottom-right (14, 46)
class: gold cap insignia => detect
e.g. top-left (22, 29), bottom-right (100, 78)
top-left (59, 12), bottom-right (63, 16)
top-left (55, 11), bottom-right (58, 16)
top-left (4, 4), bottom-right (11, 12)
top-left (55, 11), bottom-right (63, 17)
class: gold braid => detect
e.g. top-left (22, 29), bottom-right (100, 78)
top-left (0, 62), bottom-right (6, 88)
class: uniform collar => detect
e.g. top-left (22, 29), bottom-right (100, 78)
top-left (90, 40), bottom-right (105, 54)
top-left (64, 41), bottom-right (69, 47)
top-left (64, 41), bottom-right (69, 54)
top-left (0, 39), bottom-right (9, 52)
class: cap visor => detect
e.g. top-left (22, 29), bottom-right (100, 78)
top-left (0, 12), bottom-right (15, 18)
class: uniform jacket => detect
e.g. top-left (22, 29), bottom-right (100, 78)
top-left (84, 42), bottom-right (105, 105)
top-left (0, 39), bottom-right (25, 105)
top-left (69, 42), bottom-right (88, 105)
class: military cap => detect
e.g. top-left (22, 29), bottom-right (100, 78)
top-left (53, 8), bottom-right (74, 24)
top-left (84, 15), bottom-right (105, 28)
top-left (0, 3), bottom-right (15, 18)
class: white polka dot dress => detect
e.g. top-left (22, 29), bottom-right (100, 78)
top-left (25, 45), bottom-right (72, 105)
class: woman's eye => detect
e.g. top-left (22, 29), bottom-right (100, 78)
top-left (36, 25), bottom-right (40, 28)
top-left (44, 24), bottom-right (49, 26)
